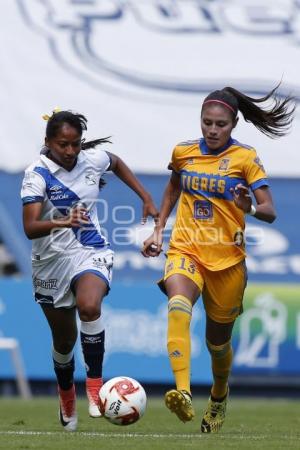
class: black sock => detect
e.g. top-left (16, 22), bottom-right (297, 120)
top-left (80, 330), bottom-right (105, 378)
top-left (211, 392), bottom-right (227, 403)
top-left (53, 356), bottom-right (75, 390)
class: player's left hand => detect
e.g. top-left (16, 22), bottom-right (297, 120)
top-left (141, 199), bottom-right (159, 225)
top-left (230, 183), bottom-right (252, 213)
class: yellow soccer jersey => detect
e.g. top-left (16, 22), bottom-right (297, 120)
top-left (167, 137), bottom-right (269, 271)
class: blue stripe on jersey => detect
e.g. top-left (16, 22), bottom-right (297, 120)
top-left (33, 166), bottom-right (78, 215)
top-left (231, 139), bottom-right (253, 150)
top-left (180, 169), bottom-right (246, 200)
top-left (22, 196), bottom-right (44, 205)
top-left (33, 166), bottom-right (106, 248)
top-left (250, 178), bottom-right (269, 191)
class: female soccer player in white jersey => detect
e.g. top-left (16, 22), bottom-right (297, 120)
top-left (21, 110), bottom-right (158, 431)
top-left (142, 85), bottom-right (295, 433)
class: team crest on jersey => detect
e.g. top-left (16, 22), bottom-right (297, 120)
top-left (219, 158), bottom-right (230, 171)
top-left (85, 172), bottom-right (96, 185)
top-left (17, 0), bottom-right (300, 102)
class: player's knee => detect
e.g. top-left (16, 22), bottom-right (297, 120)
top-left (168, 296), bottom-right (192, 327)
top-left (206, 340), bottom-right (232, 359)
top-left (54, 339), bottom-right (76, 355)
top-left (77, 303), bottom-right (101, 322)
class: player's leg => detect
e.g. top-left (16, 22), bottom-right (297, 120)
top-left (206, 316), bottom-right (234, 400)
top-left (74, 273), bottom-right (108, 418)
top-left (165, 274), bottom-right (200, 396)
top-left (201, 261), bottom-right (247, 433)
top-left (201, 316), bottom-right (234, 433)
top-left (41, 305), bottom-right (78, 432)
top-left (161, 254), bottom-right (203, 422)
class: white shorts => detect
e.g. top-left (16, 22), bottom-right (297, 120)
top-left (32, 247), bottom-right (114, 308)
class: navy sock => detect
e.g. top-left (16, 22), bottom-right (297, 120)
top-left (53, 356), bottom-right (75, 390)
top-left (80, 330), bottom-right (105, 378)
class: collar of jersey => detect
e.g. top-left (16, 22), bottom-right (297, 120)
top-left (40, 152), bottom-right (84, 173)
top-left (199, 137), bottom-right (234, 155)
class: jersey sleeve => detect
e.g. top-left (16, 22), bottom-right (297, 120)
top-left (85, 149), bottom-right (111, 175)
top-left (21, 171), bottom-right (46, 205)
top-left (167, 146), bottom-right (180, 173)
top-left (244, 149), bottom-right (269, 191)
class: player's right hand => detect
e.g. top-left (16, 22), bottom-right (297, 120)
top-left (141, 229), bottom-right (163, 258)
top-left (65, 206), bottom-right (90, 228)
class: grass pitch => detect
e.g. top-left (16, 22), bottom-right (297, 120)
top-left (0, 397), bottom-right (299, 449)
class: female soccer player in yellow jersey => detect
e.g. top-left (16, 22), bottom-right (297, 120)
top-left (142, 85), bottom-right (295, 433)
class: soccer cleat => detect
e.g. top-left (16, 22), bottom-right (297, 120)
top-left (58, 384), bottom-right (77, 432)
top-left (165, 389), bottom-right (195, 422)
top-left (86, 377), bottom-right (103, 418)
top-left (201, 392), bottom-right (228, 433)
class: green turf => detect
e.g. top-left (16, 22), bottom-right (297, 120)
top-left (0, 397), bottom-right (299, 449)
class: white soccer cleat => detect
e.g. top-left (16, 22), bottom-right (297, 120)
top-left (58, 384), bottom-right (78, 432)
top-left (86, 377), bottom-right (103, 418)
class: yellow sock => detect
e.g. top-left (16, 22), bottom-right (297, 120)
top-left (167, 295), bottom-right (192, 394)
top-left (206, 339), bottom-right (233, 399)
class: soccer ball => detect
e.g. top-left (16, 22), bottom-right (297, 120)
top-left (99, 376), bottom-right (147, 426)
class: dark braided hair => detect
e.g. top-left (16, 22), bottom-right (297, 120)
top-left (45, 110), bottom-right (111, 189)
top-left (202, 84), bottom-right (296, 138)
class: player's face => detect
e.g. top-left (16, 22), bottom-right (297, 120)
top-left (45, 123), bottom-right (82, 170)
top-left (201, 104), bottom-right (237, 152)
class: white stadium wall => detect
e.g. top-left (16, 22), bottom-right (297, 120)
top-left (0, 0), bottom-right (300, 175)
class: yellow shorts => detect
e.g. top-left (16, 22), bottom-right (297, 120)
top-left (160, 253), bottom-right (247, 323)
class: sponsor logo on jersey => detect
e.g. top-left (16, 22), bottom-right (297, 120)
top-left (254, 156), bottom-right (266, 173)
top-left (33, 277), bottom-right (58, 290)
top-left (50, 193), bottom-right (69, 200)
top-left (234, 230), bottom-right (244, 247)
top-left (49, 185), bottom-right (62, 192)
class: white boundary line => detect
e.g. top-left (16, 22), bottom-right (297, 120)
top-left (1, 431), bottom-right (296, 440)
top-left (0, 431), bottom-right (202, 438)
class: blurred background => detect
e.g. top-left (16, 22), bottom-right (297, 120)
top-left (0, 0), bottom-right (300, 398)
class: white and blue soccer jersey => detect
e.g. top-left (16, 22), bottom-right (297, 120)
top-left (21, 149), bottom-right (111, 261)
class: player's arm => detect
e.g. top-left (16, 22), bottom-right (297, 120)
top-left (106, 151), bottom-right (158, 222)
top-left (231, 184), bottom-right (276, 223)
top-left (235, 149), bottom-right (276, 223)
top-left (142, 170), bottom-right (181, 257)
top-left (252, 186), bottom-right (276, 222)
top-left (23, 202), bottom-right (89, 239)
